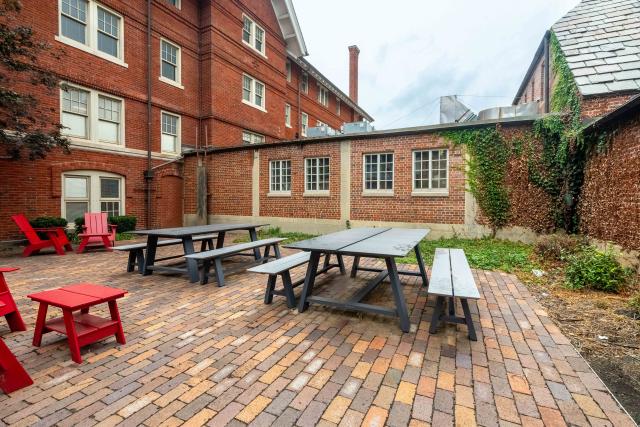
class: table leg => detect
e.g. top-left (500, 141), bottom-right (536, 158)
top-left (108, 300), bottom-right (126, 345)
top-left (414, 244), bottom-right (429, 287)
top-left (337, 255), bottom-right (346, 275)
top-left (460, 299), bottom-right (477, 341)
top-left (249, 228), bottom-right (261, 260)
top-left (143, 235), bottom-right (158, 276)
top-left (62, 310), bottom-right (82, 363)
top-left (281, 271), bottom-right (296, 309)
top-left (429, 296), bottom-right (445, 334)
top-left (182, 237), bottom-right (199, 283)
top-left (298, 251), bottom-right (321, 312)
top-left (264, 275), bottom-right (277, 304)
top-left (216, 232), bottom-right (226, 249)
top-left (385, 257), bottom-right (410, 333)
top-left (32, 303), bottom-right (49, 346)
top-left (350, 256), bottom-right (360, 278)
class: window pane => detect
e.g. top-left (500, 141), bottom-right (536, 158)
top-left (161, 41), bottom-right (177, 65)
top-left (62, 112), bottom-right (87, 137)
top-left (161, 134), bottom-right (177, 152)
top-left (97, 120), bottom-right (118, 142)
top-left (242, 17), bottom-right (252, 43)
top-left (61, 15), bottom-right (86, 44)
top-left (66, 202), bottom-right (88, 222)
top-left (162, 62), bottom-right (176, 81)
top-left (98, 96), bottom-right (120, 122)
top-left (162, 113), bottom-right (178, 135)
top-left (62, 0), bottom-right (87, 21)
top-left (62, 87), bottom-right (88, 115)
top-left (98, 33), bottom-right (118, 57)
top-left (65, 176), bottom-right (88, 198)
top-left (100, 201), bottom-right (120, 217)
top-left (243, 76), bottom-right (252, 102)
top-left (100, 178), bottom-right (120, 198)
top-left (255, 26), bottom-right (264, 52)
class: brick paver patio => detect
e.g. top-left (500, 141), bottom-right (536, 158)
top-left (0, 237), bottom-right (635, 426)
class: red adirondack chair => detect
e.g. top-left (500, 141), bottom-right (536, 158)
top-left (0, 337), bottom-right (33, 394)
top-left (0, 267), bottom-right (26, 332)
top-left (11, 214), bottom-right (72, 257)
top-left (77, 212), bottom-right (117, 253)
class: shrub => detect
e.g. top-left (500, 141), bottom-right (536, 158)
top-left (629, 292), bottom-right (640, 315)
top-left (534, 233), bottom-right (582, 261)
top-left (29, 216), bottom-right (68, 228)
top-left (74, 215), bottom-right (137, 234)
top-left (564, 247), bottom-right (630, 293)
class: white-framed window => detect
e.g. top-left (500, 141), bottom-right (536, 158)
top-left (165, 0), bottom-right (180, 8)
top-left (305, 157), bottom-right (329, 193)
top-left (160, 39), bottom-right (182, 87)
top-left (363, 153), bottom-right (394, 192)
top-left (161, 111), bottom-right (180, 153)
top-left (301, 112), bottom-right (309, 137)
top-left (242, 130), bottom-right (265, 145)
top-left (413, 149), bottom-right (448, 194)
top-left (242, 14), bottom-right (266, 56)
top-left (317, 120), bottom-right (327, 127)
top-left (301, 73), bottom-right (308, 94)
top-left (242, 74), bottom-right (266, 110)
top-left (286, 60), bottom-right (291, 82)
top-left (62, 171), bottom-right (125, 222)
top-left (318, 85), bottom-right (329, 107)
top-left (336, 99), bottom-right (341, 115)
top-left (60, 83), bottom-right (124, 144)
top-left (58, 0), bottom-right (126, 66)
top-left (285, 104), bottom-right (291, 128)
top-left (269, 160), bottom-right (291, 194)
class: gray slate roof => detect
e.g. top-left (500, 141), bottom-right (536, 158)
top-left (553, 0), bottom-right (640, 96)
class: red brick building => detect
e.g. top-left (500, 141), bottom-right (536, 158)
top-left (0, 0), bottom-right (372, 241)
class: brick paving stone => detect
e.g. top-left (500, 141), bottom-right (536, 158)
top-left (0, 248), bottom-right (634, 427)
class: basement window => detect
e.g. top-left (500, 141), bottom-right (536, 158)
top-left (242, 15), bottom-right (266, 56)
top-left (269, 160), bottom-right (291, 194)
top-left (413, 149), bottom-right (448, 195)
top-left (242, 130), bottom-right (265, 145)
top-left (58, 0), bottom-right (126, 67)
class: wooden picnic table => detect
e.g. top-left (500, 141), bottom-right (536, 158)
top-left (133, 223), bottom-right (268, 283)
top-left (286, 227), bottom-right (429, 332)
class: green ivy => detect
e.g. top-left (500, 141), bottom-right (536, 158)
top-left (441, 127), bottom-right (510, 235)
top-left (527, 32), bottom-right (586, 232)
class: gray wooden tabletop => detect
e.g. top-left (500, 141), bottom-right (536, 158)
top-left (132, 223), bottom-right (269, 238)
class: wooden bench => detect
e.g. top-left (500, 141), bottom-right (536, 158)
top-left (185, 238), bottom-right (285, 286)
top-left (114, 234), bottom-right (218, 273)
top-left (428, 248), bottom-right (480, 340)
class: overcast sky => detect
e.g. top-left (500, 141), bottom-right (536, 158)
top-left (294, 0), bottom-right (579, 129)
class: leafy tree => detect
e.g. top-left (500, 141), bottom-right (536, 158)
top-left (0, 0), bottom-right (69, 160)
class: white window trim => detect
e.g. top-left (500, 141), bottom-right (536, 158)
top-left (301, 112), bottom-right (308, 137)
top-left (304, 157), bottom-right (330, 196)
top-left (60, 82), bottom-right (126, 146)
top-left (285, 104), bottom-right (292, 128)
top-left (241, 14), bottom-right (267, 57)
top-left (160, 110), bottom-right (181, 154)
top-left (61, 170), bottom-right (126, 223)
top-left (159, 38), bottom-right (183, 89)
top-left (268, 159), bottom-right (292, 196)
top-left (362, 153), bottom-right (394, 196)
top-left (317, 84), bottom-right (329, 107)
top-left (56, 0), bottom-right (128, 68)
top-left (242, 73), bottom-right (267, 112)
top-left (301, 73), bottom-right (308, 94)
top-left (411, 149), bottom-right (450, 197)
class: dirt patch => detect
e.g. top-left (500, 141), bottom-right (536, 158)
top-left (519, 268), bottom-right (640, 423)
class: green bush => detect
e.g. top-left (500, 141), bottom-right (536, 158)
top-left (29, 216), bottom-right (68, 228)
top-left (534, 233), bottom-right (583, 261)
top-left (74, 215), bottom-right (137, 234)
top-left (629, 292), bottom-right (640, 315)
top-left (564, 247), bottom-right (630, 293)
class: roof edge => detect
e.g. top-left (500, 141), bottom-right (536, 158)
top-left (184, 114), bottom-right (546, 156)
top-left (290, 55), bottom-right (374, 122)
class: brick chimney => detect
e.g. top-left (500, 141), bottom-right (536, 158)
top-left (348, 45), bottom-right (360, 103)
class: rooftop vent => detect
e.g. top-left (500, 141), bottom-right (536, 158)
top-left (478, 102), bottom-right (539, 120)
top-left (440, 96), bottom-right (478, 124)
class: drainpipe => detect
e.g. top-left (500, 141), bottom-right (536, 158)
top-left (297, 66), bottom-right (302, 138)
top-left (144, 0), bottom-right (154, 228)
top-left (543, 30), bottom-right (551, 114)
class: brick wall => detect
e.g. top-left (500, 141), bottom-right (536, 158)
top-left (580, 93), bottom-right (635, 118)
top-left (579, 114), bottom-right (640, 250)
top-left (349, 135), bottom-right (465, 224)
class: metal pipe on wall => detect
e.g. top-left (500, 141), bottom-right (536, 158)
top-left (144, 0), bottom-right (154, 229)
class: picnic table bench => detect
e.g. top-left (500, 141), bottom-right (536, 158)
top-left (185, 238), bottom-right (285, 286)
top-left (114, 234), bottom-right (217, 273)
top-left (248, 252), bottom-right (345, 308)
top-left (428, 248), bottom-right (480, 340)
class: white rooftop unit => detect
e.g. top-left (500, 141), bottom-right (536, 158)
top-left (343, 121), bottom-right (374, 134)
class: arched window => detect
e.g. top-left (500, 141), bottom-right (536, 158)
top-left (62, 170), bottom-right (125, 223)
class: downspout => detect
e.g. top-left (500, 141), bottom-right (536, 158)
top-left (144, 0), bottom-right (154, 228)
top-left (543, 30), bottom-right (551, 113)
top-left (297, 67), bottom-right (301, 137)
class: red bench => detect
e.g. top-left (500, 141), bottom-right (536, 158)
top-left (28, 283), bottom-right (127, 363)
top-left (0, 337), bottom-right (33, 394)
top-left (0, 267), bottom-right (26, 332)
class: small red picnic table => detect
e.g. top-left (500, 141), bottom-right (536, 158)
top-left (28, 283), bottom-right (127, 363)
